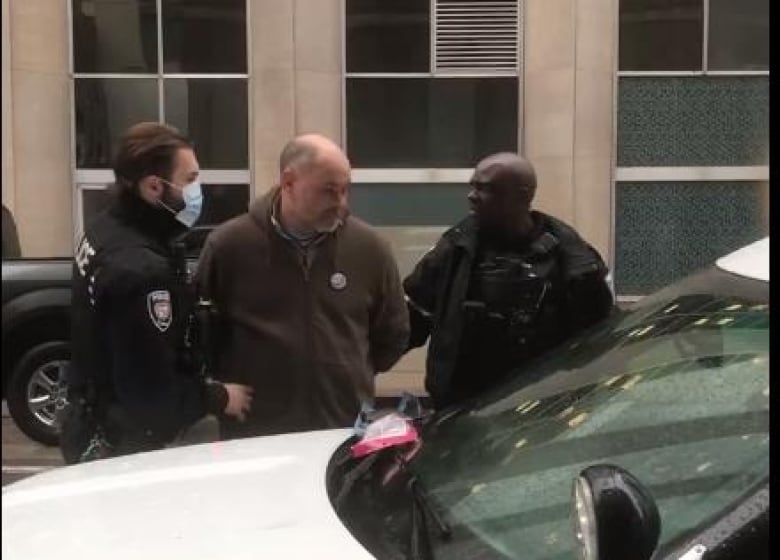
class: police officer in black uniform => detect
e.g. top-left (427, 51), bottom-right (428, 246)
top-left (404, 153), bottom-right (614, 409)
top-left (61, 122), bottom-right (253, 463)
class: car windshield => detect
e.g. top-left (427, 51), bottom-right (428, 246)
top-left (406, 265), bottom-right (769, 560)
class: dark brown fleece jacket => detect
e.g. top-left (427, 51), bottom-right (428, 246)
top-left (195, 187), bottom-right (409, 437)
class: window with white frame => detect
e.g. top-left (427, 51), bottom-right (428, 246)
top-left (346, 0), bottom-right (520, 169)
top-left (619, 0), bottom-right (768, 73)
top-left (70, 0), bottom-right (250, 240)
top-left (344, 0), bottom-right (522, 277)
top-left (614, 0), bottom-right (768, 298)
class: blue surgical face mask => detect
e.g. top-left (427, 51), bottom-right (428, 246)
top-left (160, 179), bottom-right (203, 228)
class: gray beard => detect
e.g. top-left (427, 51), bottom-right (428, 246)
top-left (315, 218), bottom-right (343, 234)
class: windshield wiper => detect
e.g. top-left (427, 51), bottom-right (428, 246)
top-left (408, 477), bottom-right (452, 560)
top-left (333, 449), bottom-right (384, 509)
top-left (333, 440), bottom-right (451, 560)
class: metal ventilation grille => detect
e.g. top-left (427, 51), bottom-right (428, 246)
top-left (435, 1), bottom-right (520, 74)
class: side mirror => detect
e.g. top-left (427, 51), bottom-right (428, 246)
top-left (571, 464), bottom-right (660, 560)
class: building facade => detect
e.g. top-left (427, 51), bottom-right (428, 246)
top-left (2, 0), bottom-right (768, 387)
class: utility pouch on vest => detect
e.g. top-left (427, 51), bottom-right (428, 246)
top-left (465, 252), bottom-right (556, 349)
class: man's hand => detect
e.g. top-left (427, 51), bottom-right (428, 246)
top-left (222, 383), bottom-right (254, 422)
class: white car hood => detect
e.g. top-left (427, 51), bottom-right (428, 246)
top-left (2, 429), bottom-right (374, 560)
top-left (715, 236), bottom-right (769, 282)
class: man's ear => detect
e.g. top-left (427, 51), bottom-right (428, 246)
top-left (138, 175), bottom-right (163, 204)
top-left (280, 168), bottom-right (296, 192)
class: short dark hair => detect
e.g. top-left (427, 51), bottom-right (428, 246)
top-left (112, 122), bottom-right (193, 193)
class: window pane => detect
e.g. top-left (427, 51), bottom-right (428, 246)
top-left (618, 76), bottom-right (769, 166)
top-left (708, 0), bottom-right (768, 71)
top-left (377, 226), bottom-right (445, 279)
top-left (615, 182), bottom-right (768, 295)
top-left (619, 0), bottom-right (703, 71)
top-left (347, 78), bottom-right (518, 168)
top-left (195, 184), bottom-right (250, 226)
top-left (162, 0), bottom-right (247, 73)
top-left (350, 183), bottom-right (469, 226)
top-left (185, 183), bottom-right (249, 256)
top-left (346, 0), bottom-right (430, 73)
top-left (75, 78), bottom-right (159, 168)
top-left (164, 79), bottom-right (248, 168)
top-left (72, 0), bottom-right (158, 73)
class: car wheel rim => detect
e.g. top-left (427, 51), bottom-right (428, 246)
top-left (26, 360), bottom-right (69, 429)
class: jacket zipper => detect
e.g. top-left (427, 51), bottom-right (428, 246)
top-left (301, 249), bottom-right (311, 283)
top-left (299, 246), bottom-right (316, 409)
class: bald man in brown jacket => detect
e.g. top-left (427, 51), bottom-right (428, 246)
top-left (195, 134), bottom-right (409, 439)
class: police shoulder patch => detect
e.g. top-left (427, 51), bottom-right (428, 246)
top-left (147, 290), bottom-right (173, 332)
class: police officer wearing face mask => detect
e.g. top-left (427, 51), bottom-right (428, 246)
top-left (61, 122), bottom-right (254, 463)
top-left (404, 153), bottom-right (615, 409)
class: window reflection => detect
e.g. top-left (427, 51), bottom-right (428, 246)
top-left (75, 78), bottom-right (159, 168)
top-left (195, 184), bottom-right (250, 227)
top-left (72, 0), bottom-right (158, 73)
top-left (347, 78), bottom-right (518, 168)
top-left (164, 79), bottom-right (249, 169)
top-left (82, 188), bottom-right (113, 230)
top-left (346, 0), bottom-right (430, 73)
top-left (708, 0), bottom-right (769, 71)
top-left (619, 0), bottom-right (703, 71)
top-left (162, 0), bottom-right (247, 73)
top-left (350, 183), bottom-right (469, 227)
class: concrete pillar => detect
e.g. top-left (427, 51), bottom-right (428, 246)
top-left (8, 0), bottom-right (72, 257)
top-left (571, 0), bottom-right (617, 264)
top-left (293, 0), bottom-right (343, 143)
top-left (249, 0), bottom-right (296, 195)
top-left (249, 0), bottom-right (343, 197)
top-left (523, 0), bottom-right (616, 262)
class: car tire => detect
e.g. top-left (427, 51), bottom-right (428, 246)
top-left (7, 341), bottom-right (70, 447)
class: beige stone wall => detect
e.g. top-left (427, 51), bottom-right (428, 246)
top-left (249, 0), bottom-right (295, 196)
top-left (2, 0), bottom-right (14, 212)
top-left (293, 0), bottom-right (342, 142)
top-left (6, 0), bottom-right (72, 258)
top-left (249, 0), bottom-right (343, 197)
top-left (523, 0), bottom-right (617, 264)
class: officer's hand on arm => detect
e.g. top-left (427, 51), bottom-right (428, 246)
top-left (100, 251), bottom-right (244, 439)
top-left (403, 240), bottom-right (447, 349)
top-left (221, 383), bottom-right (254, 422)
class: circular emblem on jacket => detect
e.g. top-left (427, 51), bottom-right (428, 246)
top-left (330, 272), bottom-right (347, 291)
